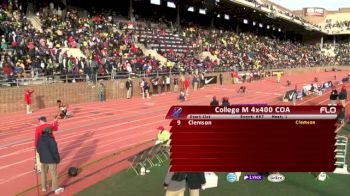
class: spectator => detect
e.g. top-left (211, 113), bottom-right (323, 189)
top-left (210, 96), bottom-right (219, 106)
top-left (151, 76), bottom-right (159, 95)
top-left (336, 107), bottom-right (346, 126)
top-left (222, 97), bottom-right (230, 106)
top-left (126, 77), bottom-right (133, 99)
top-left (163, 171), bottom-right (186, 196)
top-left (184, 77), bottom-right (190, 97)
top-left (179, 90), bottom-right (186, 101)
top-left (56, 100), bottom-right (69, 119)
top-left (142, 78), bottom-right (150, 99)
top-left (276, 72), bottom-right (282, 83)
top-left (36, 127), bottom-right (64, 194)
top-left (156, 126), bottom-right (171, 146)
top-left (166, 75), bottom-right (171, 92)
top-left (330, 86), bottom-right (338, 106)
top-left (97, 80), bottom-right (106, 102)
top-left (338, 85), bottom-right (347, 107)
top-left (186, 172), bottom-right (206, 196)
top-left (193, 74), bottom-right (199, 91)
top-left (292, 86), bottom-right (297, 106)
top-left (219, 73), bottom-right (223, 85)
top-left (238, 86), bottom-right (246, 93)
top-left (24, 89), bottom-right (34, 114)
top-left (34, 116), bottom-right (58, 173)
top-left (173, 75), bottom-right (179, 93)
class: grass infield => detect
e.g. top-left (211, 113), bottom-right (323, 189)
top-left (77, 126), bottom-right (350, 196)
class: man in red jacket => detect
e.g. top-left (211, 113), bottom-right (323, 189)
top-left (24, 89), bottom-right (34, 114)
top-left (34, 116), bottom-right (59, 173)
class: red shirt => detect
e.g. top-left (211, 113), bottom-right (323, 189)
top-left (184, 79), bottom-right (190, 89)
top-left (24, 91), bottom-right (33, 104)
top-left (34, 121), bottom-right (58, 148)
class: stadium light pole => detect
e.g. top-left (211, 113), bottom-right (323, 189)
top-left (175, 0), bottom-right (188, 32)
top-left (129, 0), bottom-right (134, 20)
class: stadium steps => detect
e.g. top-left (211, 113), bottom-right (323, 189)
top-left (197, 51), bottom-right (216, 62)
top-left (134, 43), bottom-right (173, 67)
top-left (27, 15), bottom-right (43, 32)
top-left (26, 3), bottom-right (43, 32)
top-left (61, 47), bottom-right (86, 58)
top-left (322, 46), bottom-right (335, 57)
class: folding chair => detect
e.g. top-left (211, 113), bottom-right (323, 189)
top-left (144, 144), bottom-right (163, 167)
top-left (152, 143), bottom-right (168, 164)
top-left (127, 147), bottom-right (152, 175)
top-left (334, 136), bottom-right (349, 174)
top-left (159, 145), bottom-right (170, 160)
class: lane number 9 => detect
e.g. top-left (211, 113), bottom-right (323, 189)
top-left (177, 120), bottom-right (181, 125)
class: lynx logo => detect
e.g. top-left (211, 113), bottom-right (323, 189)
top-left (320, 107), bottom-right (336, 114)
top-left (267, 173), bottom-right (285, 183)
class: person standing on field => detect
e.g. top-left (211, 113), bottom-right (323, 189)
top-left (34, 116), bottom-right (58, 173)
top-left (97, 80), bottom-right (106, 102)
top-left (330, 86), bottom-right (338, 106)
top-left (276, 72), bottom-right (282, 83)
top-left (292, 86), bottom-right (297, 106)
top-left (24, 89), bottom-right (34, 114)
top-left (163, 171), bottom-right (186, 196)
top-left (184, 77), bottom-right (191, 98)
top-left (186, 172), bottom-right (206, 196)
top-left (338, 85), bottom-right (347, 107)
top-left (210, 96), bottom-right (219, 106)
top-left (173, 75), bottom-right (179, 93)
top-left (36, 127), bottom-right (64, 194)
top-left (126, 77), bottom-right (133, 99)
top-left (219, 73), bottom-right (223, 85)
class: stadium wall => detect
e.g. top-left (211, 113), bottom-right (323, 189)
top-left (1, 66), bottom-right (349, 113)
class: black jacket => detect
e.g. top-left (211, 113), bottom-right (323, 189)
top-left (37, 134), bottom-right (60, 164)
top-left (210, 100), bottom-right (219, 106)
top-left (186, 172), bottom-right (206, 189)
top-left (330, 90), bottom-right (338, 100)
top-left (126, 80), bottom-right (133, 89)
top-left (339, 89), bottom-right (347, 100)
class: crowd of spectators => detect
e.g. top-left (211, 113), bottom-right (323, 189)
top-left (324, 20), bottom-right (350, 30)
top-left (334, 43), bottom-right (350, 65)
top-left (0, 2), bottom-right (349, 86)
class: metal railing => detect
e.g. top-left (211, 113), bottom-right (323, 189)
top-left (0, 64), bottom-right (342, 88)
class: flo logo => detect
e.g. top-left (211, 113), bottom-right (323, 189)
top-left (172, 107), bottom-right (183, 118)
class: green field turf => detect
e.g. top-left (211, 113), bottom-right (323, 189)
top-left (77, 126), bottom-right (350, 196)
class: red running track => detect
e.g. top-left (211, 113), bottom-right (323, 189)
top-left (1, 70), bottom-right (350, 196)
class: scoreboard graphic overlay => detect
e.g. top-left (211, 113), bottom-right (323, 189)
top-left (165, 106), bottom-right (341, 172)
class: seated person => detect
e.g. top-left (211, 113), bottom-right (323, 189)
top-left (287, 80), bottom-right (291, 86)
top-left (210, 96), bottom-right (219, 106)
top-left (155, 126), bottom-right (171, 146)
top-left (336, 107), bottom-right (346, 126)
top-left (222, 97), bottom-right (230, 106)
top-left (57, 100), bottom-right (69, 119)
top-left (309, 84), bottom-right (316, 94)
top-left (178, 90), bottom-right (186, 101)
top-left (237, 86), bottom-right (246, 93)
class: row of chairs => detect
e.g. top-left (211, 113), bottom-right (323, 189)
top-left (127, 143), bottom-right (170, 175)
